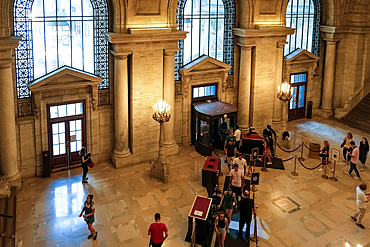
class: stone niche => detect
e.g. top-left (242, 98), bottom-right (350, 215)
top-left (283, 49), bottom-right (319, 118)
top-left (28, 66), bottom-right (101, 176)
top-left (179, 55), bottom-right (232, 144)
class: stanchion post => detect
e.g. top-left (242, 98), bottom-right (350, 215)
top-left (299, 141), bottom-right (305, 161)
top-left (291, 155), bottom-right (298, 176)
top-left (330, 161), bottom-right (338, 182)
top-left (321, 159), bottom-right (329, 179)
top-left (261, 155), bottom-right (268, 172)
top-left (274, 141), bottom-right (278, 158)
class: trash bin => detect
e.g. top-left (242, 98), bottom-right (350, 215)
top-left (307, 101), bottom-right (313, 119)
top-left (309, 143), bottom-right (320, 159)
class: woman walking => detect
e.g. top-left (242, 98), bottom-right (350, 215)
top-left (79, 194), bottom-right (98, 240)
top-left (80, 147), bottom-right (89, 184)
top-left (220, 186), bottom-right (237, 224)
top-left (319, 140), bottom-right (333, 172)
top-left (263, 137), bottom-right (272, 165)
top-left (359, 137), bottom-right (369, 171)
top-left (214, 211), bottom-right (228, 247)
top-left (342, 132), bottom-right (353, 162)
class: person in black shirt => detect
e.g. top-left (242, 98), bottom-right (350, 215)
top-left (224, 140), bottom-right (237, 171)
top-left (359, 137), bottom-right (369, 171)
top-left (319, 140), bottom-right (333, 172)
top-left (237, 190), bottom-right (254, 241)
top-left (80, 147), bottom-right (90, 184)
top-left (263, 125), bottom-right (276, 157)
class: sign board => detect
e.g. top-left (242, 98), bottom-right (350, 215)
top-left (252, 148), bottom-right (259, 160)
top-left (332, 148), bottom-right (340, 162)
top-left (189, 195), bottom-right (212, 221)
top-left (251, 172), bottom-right (260, 185)
top-left (70, 135), bottom-right (76, 142)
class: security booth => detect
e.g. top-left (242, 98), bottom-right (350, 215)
top-left (193, 101), bottom-right (237, 156)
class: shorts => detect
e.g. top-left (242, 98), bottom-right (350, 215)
top-left (152, 241), bottom-right (163, 247)
top-left (231, 185), bottom-right (242, 197)
top-left (218, 227), bottom-right (226, 236)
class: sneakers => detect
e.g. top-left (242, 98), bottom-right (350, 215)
top-left (354, 176), bottom-right (361, 180)
top-left (342, 158), bottom-right (346, 162)
top-left (87, 234), bottom-right (94, 239)
top-left (330, 169), bottom-right (334, 173)
top-left (360, 168), bottom-right (364, 172)
top-left (267, 162), bottom-right (272, 165)
top-left (82, 180), bottom-right (88, 184)
top-left (351, 216), bottom-right (357, 221)
top-left (356, 223), bottom-right (365, 229)
top-left (344, 171), bottom-right (351, 176)
top-left (318, 168), bottom-right (323, 171)
top-left (94, 232), bottom-right (98, 240)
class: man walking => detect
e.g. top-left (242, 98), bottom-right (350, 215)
top-left (263, 125), bottom-right (276, 157)
top-left (233, 153), bottom-right (247, 176)
top-left (237, 190), bottom-right (254, 241)
top-left (351, 183), bottom-right (369, 229)
top-left (229, 164), bottom-right (244, 202)
top-left (225, 139), bottom-right (237, 171)
top-left (345, 141), bottom-right (361, 180)
top-left (148, 213), bottom-right (168, 247)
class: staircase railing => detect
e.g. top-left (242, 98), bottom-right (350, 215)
top-left (334, 87), bottom-right (367, 119)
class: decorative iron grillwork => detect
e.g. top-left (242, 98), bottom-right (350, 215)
top-left (13, 0), bottom-right (109, 99)
top-left (175, 0), bottom-right (235, 81)
top-left (285, 0), bottom-right (321, 56)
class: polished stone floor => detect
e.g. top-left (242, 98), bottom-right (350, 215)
top-left (16, 117), bottom-right (370, 247)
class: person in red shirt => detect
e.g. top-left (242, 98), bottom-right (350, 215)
top-left (148, 213), bottom-right (168, 247)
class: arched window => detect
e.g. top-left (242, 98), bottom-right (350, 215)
top-left (14, 0), bottom-right (109, 98)
top-left (176, 0), bottom-right (235, 80)
top-left (285, 0), bottom-right (321, 55)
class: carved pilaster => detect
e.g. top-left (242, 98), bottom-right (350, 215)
top-left (91, 86), bottom-right (98, 111)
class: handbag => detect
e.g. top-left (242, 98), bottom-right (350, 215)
top-left (340, 141), bottom-right (345, 148)
top-left (88, 158), bottom-right (94, 168)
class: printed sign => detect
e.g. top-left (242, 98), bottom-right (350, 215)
top-left (332, 149), bottom-right (340, 162)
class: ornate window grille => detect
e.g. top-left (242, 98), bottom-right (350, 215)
top-left (175, 0), bottom-right (235, 80)
top-left (285, 0), bottom-right (321, 56)
top-left (14, 0), bottom-right (109, 98)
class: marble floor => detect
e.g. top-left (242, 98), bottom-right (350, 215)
top-left (16, 116), bottom-right (370, 247)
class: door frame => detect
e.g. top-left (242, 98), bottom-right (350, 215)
top-left (288, 72), bottom-right (307, 121)
top-left (47, 100), bottom-right (87, 171)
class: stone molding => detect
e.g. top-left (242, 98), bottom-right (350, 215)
top-left (233, 26), bottom-right (295, 39)
top-left (0, 178), bottom-right (11, 200)
top-left (163, 48), bottom-right (179, 56)
top-left (106, 30), bottom-right (187, 45)
top-left (98, 90), bottom-right (110, 106)
top-left (17, 99), bottom-right (33, 117)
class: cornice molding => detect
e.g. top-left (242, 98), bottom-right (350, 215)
top-left (106, 30), bottom-right (187, 44)
top-left (233, 26), bottom-right (295, 39)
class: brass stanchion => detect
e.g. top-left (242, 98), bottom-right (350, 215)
top-left (321, 159), bottom-right (329, 179)
top-left (261, 155), bottom-right (268, 172)
top-left (274, 141), bottom-right (278, 158)
top-left (291, 155), bottom-right (298, 176)
top-left (299, 141), bottom-right (305, 161)
top-left (330, 161), bottom-right (338, 182)
top-left (247, 155), bottom-right (253, 177)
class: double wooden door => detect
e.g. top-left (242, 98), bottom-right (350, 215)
top-left (48, 101), bottom-right (86, 171)
top-left (289, 73), bottom-right (307, 120)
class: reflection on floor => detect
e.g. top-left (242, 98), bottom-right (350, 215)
top-left (17, 117), bottom-right (370, 247)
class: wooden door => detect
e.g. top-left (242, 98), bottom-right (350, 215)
top-left (289, 73), bottom-right (307, 120)
top-left (48, 101), bottom-right (86, 171)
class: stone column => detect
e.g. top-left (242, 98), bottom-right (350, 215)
top-left (0, 37), bottom-right (21, 187)
top-left (281, 101), bottom-right (289, 132)
top-left (111, 52), bottom-right (132, 168)
top-left (237, 45), bottom-right (253, 131)
top-left (163, 49), bottom-right (179, 156)
top-left (320, 40), bottom-right (337, 118)
top-left (273, 43), bottom-right (285, 129)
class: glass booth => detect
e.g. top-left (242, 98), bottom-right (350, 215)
top-left (192, 101), bottom-right (237, 156)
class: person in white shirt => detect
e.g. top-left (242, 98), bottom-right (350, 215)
top-left (234, 125), bottom-right (241, 152)
top-left (229, 164), bottom-right (244, 202)
top-left (233, 153), bottom-right (246, 176)
top-left (351, 183), bottom-right (369, 229)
